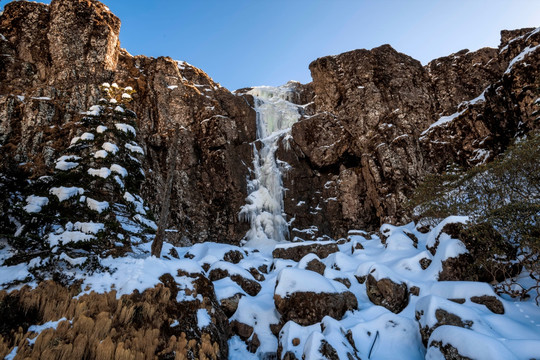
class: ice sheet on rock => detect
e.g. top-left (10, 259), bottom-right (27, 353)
top-left (115, 123), bottom-right (136, 136)
top-left (49, 186), bottom-right (84, 201)
top-left (24, 195), bottom-right (49, 213)
top-left (240, 83), bottom-right (303, 251)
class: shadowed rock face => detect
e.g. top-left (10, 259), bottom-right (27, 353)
top-left (0, 0), bottom-right (255, 245)
top-left (1, 0), bottom-right (538, 244)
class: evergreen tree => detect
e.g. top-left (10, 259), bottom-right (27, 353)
top-left (3, 83), bottom-right (156, 284)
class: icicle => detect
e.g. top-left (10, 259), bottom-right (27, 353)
top-left (239, 84), bottom-right (302, 251)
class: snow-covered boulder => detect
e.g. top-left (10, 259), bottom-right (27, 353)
top-left (426, 326), bottom-right (518, 360)
top-left (272, 240), bottom-right (339, 262)
top-left (273, 268), bottom-right (357, 326)
top-left (208, 261), bottom-right (261, 296)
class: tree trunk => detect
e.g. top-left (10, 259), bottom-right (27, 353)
top-left (151, 126), bottom-right (179, 257)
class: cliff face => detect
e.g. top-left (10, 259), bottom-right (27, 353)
top-left (0, 0), bottom-right (539, 244)
top-left (284, 28), bottom-right (539, 238)
top-left (0, 0), bottom-right (255, 244)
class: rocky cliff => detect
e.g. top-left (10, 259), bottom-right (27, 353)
top-left (283, 28), bottom-right (539, 238)
top-left (0, 0), bottom-right (255, 245)
top-left (1, 0), bottom-right (539, 245)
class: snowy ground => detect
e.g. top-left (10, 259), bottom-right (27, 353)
top-left (1, 217), bottom-right (539, 359)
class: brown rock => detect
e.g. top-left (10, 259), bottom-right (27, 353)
top-left (470, 295), bottom-right (504, 314)
top-left (305, 258), bottom-right (326, 275)
top-left (365, 274), bottom-right (409, 313)
top-left (272, 242), bottom-right (339, 262)
top-left (230, 320), bottom-right (253, 340)
top-left (208, 268), bottom-right (261, 297)
top-left (219, 293), bottom-right (244, 318)
top-left (274, 291), bottom-right (357, 326)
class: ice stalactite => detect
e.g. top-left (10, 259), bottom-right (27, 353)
top-left (239, 83), bottom-right (302, 252)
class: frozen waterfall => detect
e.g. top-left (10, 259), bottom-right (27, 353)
top-left (239, 82), bottom-right (302, 252)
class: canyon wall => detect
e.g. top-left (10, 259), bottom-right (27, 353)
top-left (0, 0), bottom-right (538, 243)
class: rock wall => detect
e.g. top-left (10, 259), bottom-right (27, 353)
top-left (0, 0), bottom-right (538, 243)
top-left (0, 0), bottom-right (255, 244)
top-left (284, 28), bottom-right (539, 238)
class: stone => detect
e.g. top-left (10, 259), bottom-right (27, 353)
top-left (365, 274), bottom-right (409, 313)
top-left (272, 242), bottom-right (339, 262)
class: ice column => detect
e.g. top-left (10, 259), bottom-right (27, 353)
top-left (239, 83), bottom-right (301, 251)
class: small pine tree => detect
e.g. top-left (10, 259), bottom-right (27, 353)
top-left (3, 83), bottom-right (156, 284)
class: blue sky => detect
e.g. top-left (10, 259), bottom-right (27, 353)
top-left (2, 1), bottom-right (540, 90)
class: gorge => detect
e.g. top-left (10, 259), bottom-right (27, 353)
top-left (0, 0), bottom-right (539, 359)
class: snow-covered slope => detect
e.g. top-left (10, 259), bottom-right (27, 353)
top-left (1, 216), bottom-right (538, 359)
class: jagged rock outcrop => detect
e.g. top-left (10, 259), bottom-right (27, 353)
top-left (0, 0), bottom-right (538, 244)
top-left (282, 27), bottom-right (539, 238)
top-left (0, 0), bottom-right (255, 245)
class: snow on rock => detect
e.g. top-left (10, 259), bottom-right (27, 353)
top-left (24, 195), bottom-right (49, 213)
top-left (275, 268), bottom-right (345, 296)
top-left (197, 308), bottom-right (211, 329)
top-left (87, 167), bottom-right (111, 178)
top-left (505, 44), bottom-right (540, 74)
top-left (426, 215), bottom-right (469, 250)
top-left (426, 326), bottom-right (518, 360)
top-left (421, 109), bottom-right (466, 136)
top-left (114, 106), bottom-right (125, 113)
top-left (86, 197), bottom-right (109, 213)
top-left (49, 186), bottom-right (84, 201)
top-left (102, 142), bottom-right (119, 154)
top-left (115, 123), bottom-right (136, 136)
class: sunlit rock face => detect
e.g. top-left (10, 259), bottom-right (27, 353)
top-left (282, 29), bottom-right (540, 239)
top-left (1, 0), bottom-right (539, 246)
